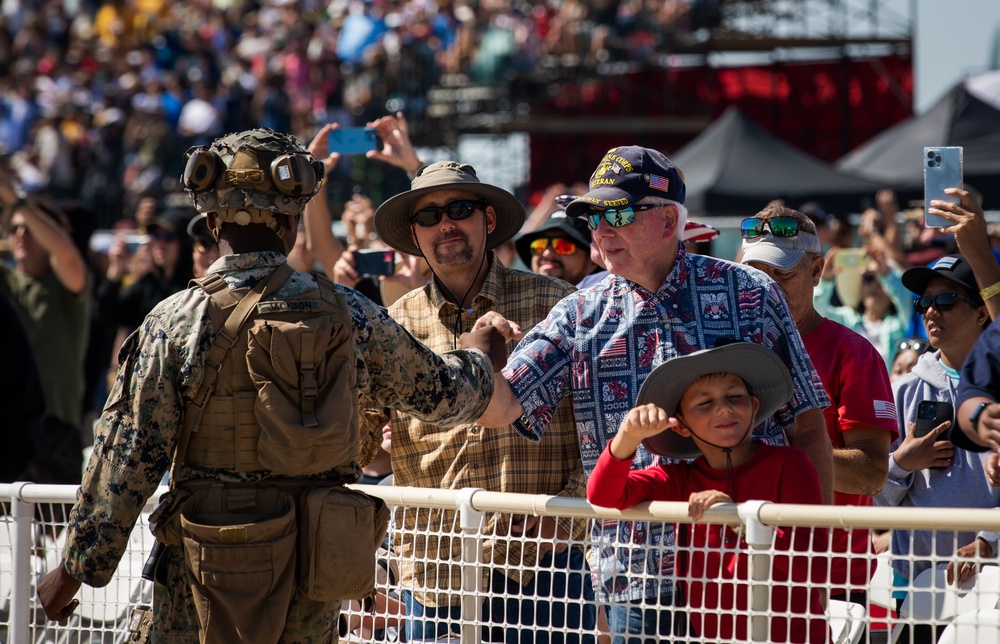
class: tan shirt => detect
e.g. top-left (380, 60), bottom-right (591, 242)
top-left (365, 255), bottom-right (587, 606)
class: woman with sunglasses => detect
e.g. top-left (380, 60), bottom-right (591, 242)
top-left (811, 246), bottom-right (914, 371)
top-left (875, 254), bottom-right (998, 644)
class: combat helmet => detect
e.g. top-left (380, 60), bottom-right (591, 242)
top-left (181, 128), bottom-right (324, 238)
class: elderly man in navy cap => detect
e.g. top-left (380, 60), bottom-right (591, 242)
top-left (471, 145), bottom-right (833, 642)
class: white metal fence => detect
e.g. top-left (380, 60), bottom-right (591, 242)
top-left (2, 482), bottom-right (999, 644)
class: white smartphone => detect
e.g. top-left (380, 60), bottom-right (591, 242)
top-left (923, 146), bottom-right (963, 228)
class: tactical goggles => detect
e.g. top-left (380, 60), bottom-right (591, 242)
top-left (740, 216), bottom-right (801, 240)
top-left (584, 203), bottom-right (660, 231)
top-left (529, 237), bottom-right (579, 256)
top-left (410, 199), bottom-right (484, 227)
top-left (913, 292), bottom-right (976, 315)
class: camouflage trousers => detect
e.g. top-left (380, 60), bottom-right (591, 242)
top-left (151, 546), bottom-right (340, 643)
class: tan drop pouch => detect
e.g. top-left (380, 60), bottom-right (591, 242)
top-left (299, 486), bottom-right (390, 601)
top-left (180, 486), bottom-right (297, 643)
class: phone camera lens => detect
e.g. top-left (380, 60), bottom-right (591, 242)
top-left (927, 151), bottom-right (935, 159)
top-left (928, 160), bottom-right (935, 168)
top-left (934, 155), bottom-right (942, 163)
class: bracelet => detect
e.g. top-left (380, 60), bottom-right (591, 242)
top-left (980, 280), bottom-right (1000, 301)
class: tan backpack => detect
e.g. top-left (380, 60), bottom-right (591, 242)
top-left (183, 264), bottom-right (360, 476)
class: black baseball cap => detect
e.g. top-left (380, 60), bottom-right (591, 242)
top-left (565, 146), bottom-right (686, 219)
top-left (514, 211), bottom-right (592, 266)
top-left (902, 254), bottom-right (983, 304)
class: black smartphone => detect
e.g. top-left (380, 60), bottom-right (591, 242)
top-left (913, 400), bottom-right (953, 441)
top-left (328, 127), bottom-right (377, 155)
top-left (354, 248), bottom-right (395, 277)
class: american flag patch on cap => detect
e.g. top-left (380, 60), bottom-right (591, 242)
top-left (874, 400), bottom-right (897, 421)
top-left (649, 175), bottom-right (670, 192)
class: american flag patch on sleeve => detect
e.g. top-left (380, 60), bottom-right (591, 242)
top-left (874, 400), bottom-right (897, 421)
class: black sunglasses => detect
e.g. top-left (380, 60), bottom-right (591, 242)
top-left (895, 338), bottom-right (930, 354)
top-left (410, 199), bottom-right (485, 227)
top-left (913, 292), bottom-right (976, 315)
top-left (740, 216), bottom-right (801, 240)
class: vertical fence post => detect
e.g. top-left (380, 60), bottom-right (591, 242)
top-left (739, 500), bottom-right (774, 643)
top-left (457, 487), bottom-right (483, 644)
top-left (457, 488), bottom-right (485, 644)
top-left (11, 482), bottom-right (33, 644)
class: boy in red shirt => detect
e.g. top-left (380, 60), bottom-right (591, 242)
top-left (587, 341), bottom-right (830, 643)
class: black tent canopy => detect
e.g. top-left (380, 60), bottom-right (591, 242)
top-left (837, 71), bottom-right (1000, 207)
top-left (671, 107), bottom-right (886, 216)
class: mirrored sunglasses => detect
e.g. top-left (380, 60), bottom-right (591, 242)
top-left (895, 338), bottom-right (930, 355)
top-left (913, 292), bottom-right (975, 315)
top-left (410, 199), bottom-right (484, 227)
top-left (584, 203), bottom-right (660, 231)
top-left (740, 216), bottom-right (801, 240)
top-left (529, 237), bottom-right (578, 256)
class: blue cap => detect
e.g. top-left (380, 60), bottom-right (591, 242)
top-left (565, 146), bottom-right (686, 218)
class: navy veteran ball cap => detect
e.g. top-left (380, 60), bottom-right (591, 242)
top-left (565, 146), bottom-right (686, 219)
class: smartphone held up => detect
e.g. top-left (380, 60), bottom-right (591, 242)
top-left (328, 127), bottom-right (377, 155)
top-left (923, 146), bottom-right (963, 228)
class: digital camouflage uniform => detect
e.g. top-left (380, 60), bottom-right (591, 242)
top-left (62, 251), bottom-right (495, 643)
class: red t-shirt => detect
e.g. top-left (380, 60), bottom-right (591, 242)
top-left (588, 443), bottom-right (829, 643)
top-left (803, 318), bottom-right (898, 589)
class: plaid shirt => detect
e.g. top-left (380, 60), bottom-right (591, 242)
top-left (365, 255), bottom-right (587, 607)
top-left (503, 246), bottom-right (830, 603)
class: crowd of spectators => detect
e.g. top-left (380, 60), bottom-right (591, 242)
top-left (1, 0), bottom-right (704, 234)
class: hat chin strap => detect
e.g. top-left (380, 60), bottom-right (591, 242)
top-left (677, 412), bottom-right (756, 500)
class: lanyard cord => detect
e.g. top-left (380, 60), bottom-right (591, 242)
top-left (676, 414), bottom-right (756, 500)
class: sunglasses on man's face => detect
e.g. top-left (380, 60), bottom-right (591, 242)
top-left (410, 199), bottom-right (485, 227)
top-left (740, 216), bottom-right (801, 240)
top-left (913, 292), bottom-right (976, 315)
top-left (529, 237), bottom-right (578, 256)
top-left (584, 203), bottom-right (660, 231)
top-left (895, 338), bottom-right (930, 354)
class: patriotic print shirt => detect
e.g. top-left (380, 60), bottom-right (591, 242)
top-left (503, 246), bottom-right (830, 602)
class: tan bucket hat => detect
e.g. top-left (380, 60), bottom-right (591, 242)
top-left (374, 161), bottom-right (526, 256)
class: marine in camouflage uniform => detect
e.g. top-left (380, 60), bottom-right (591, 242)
top-left (36, 129), bottom-right (498, 643)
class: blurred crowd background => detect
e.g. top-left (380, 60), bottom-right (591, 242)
top-left (1, 0), bottom-right (720, 231)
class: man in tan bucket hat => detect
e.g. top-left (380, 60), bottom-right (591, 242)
top-left (368, 161), bottom-right (597, 643)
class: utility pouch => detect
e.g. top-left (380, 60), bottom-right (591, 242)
top-left (148, 488), bottom-right (191, 548)
top-left (126, 604), bottom-right (152, 643)
top-left (180, 486), bottom-right (297, 643)
top-left (299, 486), bottom-right (390, 601)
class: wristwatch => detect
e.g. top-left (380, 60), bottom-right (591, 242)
top-left (970, 401), bottom-right (992, 432)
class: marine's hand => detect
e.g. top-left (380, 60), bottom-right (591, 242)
top-left (892, 421), bottom-right (954, 472)
top-left (471, 312), bottom-right (523, 343)
top-left (688, 490), bottom-right (732, 522)
top-left (459, 326), bottom-right (507, 372)
top-left (37, 563), bottom-right (81, 622)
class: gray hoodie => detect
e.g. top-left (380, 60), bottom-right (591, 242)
top-left (875, 350), bottom-right (1000, 581)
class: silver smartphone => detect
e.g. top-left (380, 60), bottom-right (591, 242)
top-left (923, 146), bottom-right (963, 228)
